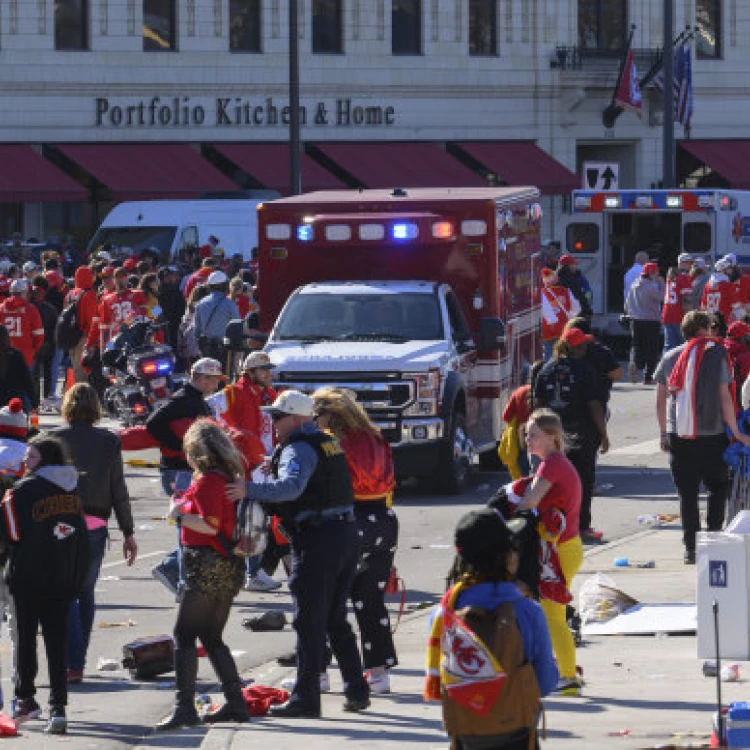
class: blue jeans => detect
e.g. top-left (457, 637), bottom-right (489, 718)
top-left (663, 322), bottom-right (683, 353)
top-left (49, 348), bottom-right (64, 398)
top-left (66, 526), bottom-right (108, 671)
top-left (159, 470), bottom-right (191, 587)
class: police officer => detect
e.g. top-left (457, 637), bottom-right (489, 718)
top-left (227, 390), bottom-right (370, 718)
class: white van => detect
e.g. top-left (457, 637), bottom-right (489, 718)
top-left (87, 197), bottom-right (272, 262)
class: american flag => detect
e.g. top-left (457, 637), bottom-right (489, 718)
top-left (652, 45), bottom-right (694, 138)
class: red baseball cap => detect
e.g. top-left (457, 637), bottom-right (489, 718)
top-left (101, 266), bottom-right (115, 278)
top-left (44, 270), bottom-right (64, 288)
top-left (728, 321), bottom-right (750, 339)
top-left (558, 254), bottom-right (578, 266)
top-left (642, 262), bottom-right (659, 276)
top-left (561, 328), bottom-right (594, 347)
top-left (123, 257), bottom-right (138, 271)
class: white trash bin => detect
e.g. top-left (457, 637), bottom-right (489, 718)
top-left (697, 526), bottom-right (750, 660)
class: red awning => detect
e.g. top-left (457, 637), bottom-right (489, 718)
top-left (679, 140), bottom-right (750, 189)
top-left (0, 146), bottom-right (86, 202)
top-left (314, 143), bottom-right (487, 188)
top-left (56, 144), bottom-right (237, 201)
top-left (214, 143), bottom-right (344, 193)
top-left (454, 141), bottom-right (578, 195)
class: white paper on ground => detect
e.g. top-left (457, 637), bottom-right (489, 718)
top-left (581, 603), bottom-right (697, 636)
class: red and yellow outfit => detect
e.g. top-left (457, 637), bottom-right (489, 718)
top-left (0, 296), bottom-right (44, 367)
top-left (340, 429), bottom-right (396, 503)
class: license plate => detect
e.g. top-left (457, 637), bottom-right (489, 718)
top-left (149, 377), bottom-right (167, 389)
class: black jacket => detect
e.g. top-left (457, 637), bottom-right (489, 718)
top-left (159, 284), bottom-right (186, 348)
top-left (145, 383), bottom-right (211, 470)
top-left (52, 422), bottom-right (134, 537)
top-left (1, 465), bottom-right (90, 599)
top-left (0, 347), bottom-right (37, 409)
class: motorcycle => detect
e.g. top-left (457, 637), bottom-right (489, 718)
top-left (101, 317), bottom-right (183, 425)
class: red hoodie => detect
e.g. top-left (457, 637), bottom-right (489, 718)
top-left (0, 296), bottom-right (44, 366)
top-left (66, 266), bottom-right (98, 337)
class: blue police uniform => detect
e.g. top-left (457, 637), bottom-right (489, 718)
top-left (247, 421), bottom-right (369, 716)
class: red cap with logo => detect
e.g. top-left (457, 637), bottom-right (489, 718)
top-left (558, 254), bottom-right (578, 267)
top-left (561, 328), bottom-right (594, 347)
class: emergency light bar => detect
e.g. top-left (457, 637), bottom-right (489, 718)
top-left (461, 220), bottom-right (487, 236)
top-left (604, 196), bottom-right (621, 209)
top-left (635, 195), bottom-right (653, 208)
top-left (266, 223), bottom-right (292, 240)
top-left (297, 225), bottom-right (313, 242)
top-left (325, 225), bottom-right (352, 241)
top-left (359, 224), bottom-right (385, 240)
top-left (666, 195), bottom-right (683, 208)
top-left (573, 196), bottom-right (592, 210)
top-left (392, 223), bottom-right (419, 240)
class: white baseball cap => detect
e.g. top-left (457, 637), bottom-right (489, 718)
top-left (191, 357), bottom-right (227, 379)
top-left (207, 270), bottom-right (228, 286)
top-left (694, 257), bottom-right (707, 270)
top-left (96, 250), bottom-right (112, 262)
top-left (241, 351), bottom-right (274, 371)
top-left (262, 390), bottom-right (314, 418)
top-left (716, 258), bottom-right (731, 273)
top-left (723, 253), bottom-right (739, 265)
top-left (22, 261), bottom-right (37, 273)
top-left (10, 279), bottom-right (28, 294)
top-left (677, 253), bottom-right (693, 264)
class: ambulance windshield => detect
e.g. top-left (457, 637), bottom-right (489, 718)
top-left (275, 292), bottom-right (444, 342)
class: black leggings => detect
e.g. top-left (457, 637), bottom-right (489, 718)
top-left (174, 590), bottom-right (233, 651)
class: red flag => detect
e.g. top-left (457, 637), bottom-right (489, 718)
top-left (614, 49), bottom-right (643, 117)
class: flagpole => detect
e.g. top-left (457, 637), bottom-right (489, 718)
top-left (663, 0), bottom-right (675, 187)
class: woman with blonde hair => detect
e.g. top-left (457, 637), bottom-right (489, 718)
top-left (518, 408), bottom-right (583, 697)
top-left (311, 387), bottom-right (398, 694)
top-left (156, 419), bottom-right (249, 731)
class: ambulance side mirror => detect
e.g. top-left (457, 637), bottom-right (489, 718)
top-left (478, 317), bottom-right (506, 350)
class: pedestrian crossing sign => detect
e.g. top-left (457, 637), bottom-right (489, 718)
top-left (709, 560), bottom-right (727, 588)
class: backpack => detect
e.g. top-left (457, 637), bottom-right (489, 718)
top-left (439, 594), bottom-right (541, 742)
top-left (55, 291), bottom-right (84, 350)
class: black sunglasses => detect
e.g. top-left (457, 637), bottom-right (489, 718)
top-left (271, 412), bottom-right (288, 423)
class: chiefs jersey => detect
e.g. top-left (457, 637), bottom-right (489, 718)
top-left (541, 285), bottom-right (580, 342)
top-left (0, 296), bottom-right (44, 366)
top-left (662, 274), bottom-right (693, 325)
top-left (87, 289), bottom-right (143, 348)
top-left (701, 276), bottom-right (740, 322)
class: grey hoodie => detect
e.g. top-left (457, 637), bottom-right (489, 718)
top-left (626, 276), bottom-right (664, 321)
top-left (34, 465), bottom-right (78, 492)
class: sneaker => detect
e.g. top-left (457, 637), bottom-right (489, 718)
top-left (13, 698), bottom-right (42, 723)
top-left (152, 562), bottom-right (179, 595)
top-left (554, 677), bottom-right (582, 697)
top-left (280, 672), bottom-right (330, 693)
top-left (245, 569), bottom-right (282, 592)
top-left (67, 669), bottom-right (83, 684)
top-left (580, 528), bottom-right (604, 544)
top-left (45, 707), bottom-right (66, 735)
top-left (364, 670), bottom-right (390, 694)
top-left (628, 361), bottom-right (637, 383)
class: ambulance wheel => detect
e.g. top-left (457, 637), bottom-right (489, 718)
top-left (434, 412), bottom-right (471, 495)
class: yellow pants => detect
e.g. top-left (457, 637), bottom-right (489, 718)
top-left (540, 536), bottom-right (583, 680)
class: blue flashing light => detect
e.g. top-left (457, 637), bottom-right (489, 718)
top-left (392, 223), bottom-right (418, 240)
top-left (297, 225), bottom-right (314, 242)
top-left (157, 361), bottom-right (172, 373)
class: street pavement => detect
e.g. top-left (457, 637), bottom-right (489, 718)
top-left (3, 378), bottom-right (725, 748)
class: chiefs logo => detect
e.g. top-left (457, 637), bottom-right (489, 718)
top-left (733, 213), bottom-right (744, 243)
top-left (53, 522), bottom-right (76, 540)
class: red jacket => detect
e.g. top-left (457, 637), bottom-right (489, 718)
top-left (208, 377), bottom-right (277, 467)
top-left (87, 289), bottom-right (143, 348)
top-left (67, 267), bottom-right (99, 338)
top-left (339, 430), bottom-right (396, 501)
top-left (0, 296), bottom-right (44, 366)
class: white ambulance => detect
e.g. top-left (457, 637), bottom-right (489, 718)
top-left (562, 188), bottom-right (750, 335)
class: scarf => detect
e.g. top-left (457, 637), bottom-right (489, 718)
top-left (667, 337), bottom-right (734, 439)
top-left (425, 581), bottom-right (467, 702)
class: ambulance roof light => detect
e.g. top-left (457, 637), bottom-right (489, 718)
top-left (573, 196), bottom-right (592, 210)
top-left (461, 220), bottom-right (487, 236)
top-left (635, 195), bottom-right (653, 208)
top-left (392, 223), bottom-right (418, 240)
top-left (604, 196), bottom-right (621, 209)
top-left (666, 195), bottom-right (683, 209)
top-left (297, 225), bottom-right (313, 242)
top-left (432, 221), bottom-right (454, 239)
top-left (359, 224), bottom-right (385, 240)
top-left (697, 195), bottom-right (713, 208)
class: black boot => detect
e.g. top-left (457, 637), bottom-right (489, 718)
top-left (156, 647), bottom-right (201, 731)
top-left (204, 645), bottom-right (250, 724)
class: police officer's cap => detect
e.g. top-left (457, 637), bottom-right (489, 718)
top-left (262, 390), bottom-right (314, 418)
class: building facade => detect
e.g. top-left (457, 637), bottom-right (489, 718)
top-left (0, 0), bottom-right (737, 243)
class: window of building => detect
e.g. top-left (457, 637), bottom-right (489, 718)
top-left (55, 0), bottom-right (88, 50)
top-left (313, 0), bottom-right (343, 54)
top-left (230, 0), bottom-right (262, 52)
top-left (577, 0), bottom-right (626, 52)
top-left (143, 0), bottom-right (176, 51)
top-left (469, 0), bottom-right (497, 56)
top-left (392, 0), bottom-right (421, 56)
top-left (696, 0), bottom-right (721, 59)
